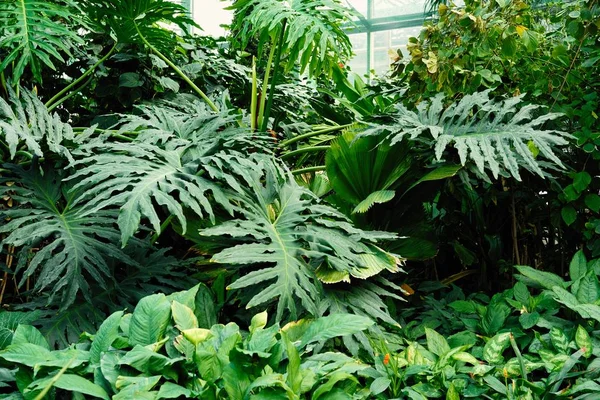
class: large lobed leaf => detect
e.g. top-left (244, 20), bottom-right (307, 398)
top-left (200, 153), bottom-right (402, 321)
top-left (0, 0), bottom-right (83, 84)
top-left (229, 0), bottom-right (357, 77)
top-left (0, 163), bottom-right (135, 310)
top-left (358, 90), bottom-right (571, 180)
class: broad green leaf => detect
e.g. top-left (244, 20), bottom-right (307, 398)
top-left (483, 375), bottom-right (507, 395)
top-left (425, 328), bottom-right (450, 357)
top-left (515, 265), bottom-right (567, 289)
top-left (576, 272), bottom-right (600, 304)
top-left (513, 281), bottom-right (530, 305)
top-left (452, 351), bottom-right (479, 365)
top-left (575, 326), bottom-right (593, 358)
top-left (370, 377), bottom-right (391, 395)
top-left (27, 374), bottom-right (109, 399)
top-left (561, 206), bottom-right (577, 226)
top-left (299, 314), bottom-right (374, 348)
top-left (404, 164), bottom-right (462, 193)
top-left (171, 301), bottom-right (198, 331)
top-left (585, 194), bottom-right (600, 213)
top-left (118, 345), bottom-right (179, 377)
top-left (446, 383), bottom-right (460, 400)
top-left (480, 302), bottom-right (510, 336)
top-left (11, 325), bottom-right (49, 350)
top-left (519, 312), bottom-right (539, 329)
top-left (222, 363), bottom-right (251, 400)
top-left (483, 332), bottom-right (511, 364)
top-left (90, 311), bottom-right (123, 364)
top-left (569, 250), bottom-right (587, 281)
top-left (573, 171), bottom-right (591, 192)
top-left (0, 343), bottom-right (54, 367)
top-left (550, 327), bottom-right (569, 353)
top-left (250, 312), bottom-right (268, 334)
top-left (128, 294), bottom-right (171, 347)
top-left (283, 331), bottom-right (302, 394)
top-left (157, 382), bottom-right (191, 399)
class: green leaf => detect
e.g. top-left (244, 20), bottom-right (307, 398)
top-left (30, 374), bottom-right (108, 399)
top-left (283, 331), bottom-right (301, 394)
top-left (119, 72), bottom-right (143, 88)
top-left (515, 265), bottom-right (567, 289)
top-left (298, 314), bottom-right (374, 348)
top-left (358, 91), bottom-right (570, 181)
top-left (202, 154), bottom-right (399, 321)
top-left (0, 162), bottom-right (133, 309)
top-left (446, 383), bottom-right (460, 400)
top-left (483, 332), bottom-right (511, 364)
top-left (561, 205), bottom-right (577, 226)
top-left (171, 301), bottom-right (198, 331)
top-left (480, 302), bottom-right (510, 336)
top-left (250, 312), bottom-right (268, 334)
top-left (501, 36), bottom-right (517, 57)
top-left (585, 194), bottom-right (600, 213)
top-left (569, 250), bottom-right (588, 281)
top-left (573, 172), bottom-right (592, 192)
top-left (156, 382), bottom-right (191, 399)
top-left (11, 325), bottom-right (49, 350)
top-left (222, 363), bottom-right (251, 400)
top-left (576, 272), bottom-right (600, 304)
top-left (119, 345), bottom-right (179, 377)
top-left (0, 0), bottom-right (83, 84)
top-left (513, 281), bottom-right (530, 305)
top-left (519, 312), bottom-right (539, 329)
top-left (404, 164), bottom-right (462, 193)
top-left (550, 327), bottom-right (570, 353)
top-left (90, 311), bottom-right (123, 364)
top-left (425, 328), bottom-right (450, 357)
top-left (352, 190), bottom-right (395, 214)
top-left (370, 377), bottom-right (391, 395)
top-left (483, 375), bottom-right (507, 395)
top-left (0, 343), bottom-right (54, 367)
top-left (575, 325), bottom-right (593, 358)
top-left (128, 294), bottom-right (171, 346)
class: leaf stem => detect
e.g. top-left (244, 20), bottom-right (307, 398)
top-left (257, 33), bottom-right (278, 130)
top-left (133, 24), bottom-right (219, 113)
top-left (251, 57), bottom-right (258, 132)
top-left (281, 145), bottom-right (330, 159)
top-left (45, 42), bottom-right (117, 108)
top-left (278, 124), bottom-right (353, 148)
top-left (291, 165), bottom-right (326, 175)
top-left (261, 19), bottom-right (287, 132)
top-left (47, 76), bottom-right (94, 113)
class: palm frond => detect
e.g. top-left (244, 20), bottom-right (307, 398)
top-left (200, 154), bottom-right (401, 321)
top-left (0, 162), bottom-right (135, 310)
top-left (0, 0), bottom-right (83, 84)
top-left (358, 91), bottom-right (571, 180)
top-left (229, 0), bottom-right (356, 76)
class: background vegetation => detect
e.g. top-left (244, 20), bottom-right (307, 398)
top-left (0, 0), bottom-right (598, 398)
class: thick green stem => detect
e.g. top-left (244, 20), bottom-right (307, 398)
top-left (257, 34), bottom-right (278, 130)
top-left (251, 57), bottom-right (258, 132)
top-left (0, 71), bottom-right (7, 97)
top-left (261, 19), bottom-right (287, 132)
top-left (278, 123), bottom-right (353, 148)
top-left (281, 145), bottom-right (330, 159)
top-left (150, 215), bottom-right (174, 245)
top-left (134, 24), bottom-right (219, 113)
top-left (47, 76), bottom-right (93, 112)
top-left (45, 42), bottom-right (117, 108)
top-left (291, 165), bottom-right (326, 175)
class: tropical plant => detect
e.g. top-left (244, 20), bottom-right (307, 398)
top-left (0, 0), bottom-right (83, 88)
top-left (228, 0), bottom-right (357, 131)
top-left (358, 90), bottom-right (571, 181)
top-left (0, 285), bottom-right (376, 399)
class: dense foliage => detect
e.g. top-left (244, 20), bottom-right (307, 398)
top-left (0, 0), bottom-right (598, 397)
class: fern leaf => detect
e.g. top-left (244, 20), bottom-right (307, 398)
top-left (0, 0), bottom-right (83, 84)
top-left (0, 162), bottom-right (134, 310)
top-left (200, 154), bottom-right (400, 321)
top-left (359, 90), bottom-right (571, 180)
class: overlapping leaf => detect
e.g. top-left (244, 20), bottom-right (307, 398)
top-left (200, 154), bottom-right (400, 321)
top-left (358, 90), bottom-right (571, 180)
top-left (0, 163), bottom-right (134, 310)
top-left (0, 0), bottom-right (83, 84)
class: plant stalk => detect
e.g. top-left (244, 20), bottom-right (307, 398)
top-left (278, 123), bottom-right (353, 148)
top-left (134, 24), bottom-right (219, 113)
top-left (45, 42), bottom-right (117, 108)
top-left (47, 76), bottom-right (93, 113)
top-left (291, 165), bottom-right (326, 175)
top-left (251, 57), bottom-right (258, 132)
top-left (257, 35), bottom-right (278, 130)
top-left (261, 19), bottom-right (287, 132)
top-left (281, 145), bottom-right (330, 159)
